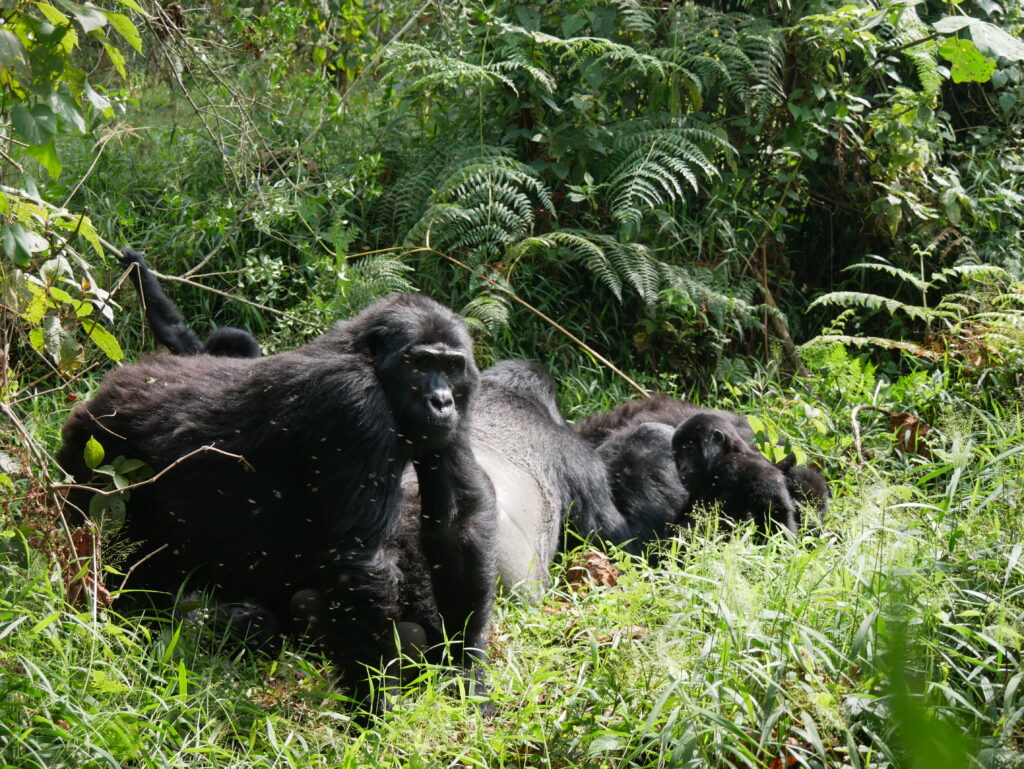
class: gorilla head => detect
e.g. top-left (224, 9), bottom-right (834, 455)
top-left (671, 412), bottom-right (758, 494)
top-left (345, 293), bottom-right (478, 449)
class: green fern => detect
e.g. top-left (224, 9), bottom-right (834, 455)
top-left (890, 6), bottom-right (942, 97)
top-left (381, 42), bottom-right (519, 94)
top-left (611, 0), bottom-right (656, 36)
top-left (497, 21), bottom-right (674, 79)
top-left (403, 149), bottom-right (554, 265)
top-left (461, 292), bottom-right (510, 335)
top-left (660, 7), bottom-right (785, 115)
top-left (337, 255), bottom-right (415, 315)
top-left (507, 231), bottom-right (660, 303)
top-left (607, 118), bottom-right (733, 233)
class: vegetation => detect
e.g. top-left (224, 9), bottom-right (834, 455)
top-left (2, 0), bottom-right (1023, 766)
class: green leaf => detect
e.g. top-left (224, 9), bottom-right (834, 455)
top-left (939, 37), bottom-right (997, 83)
top-left (113, 457), bottom-right (147, 474)
top-left (28, 326), bottom-right (44, 352)
top-left (84, 435), bottom-right (105, 469)
top-left (935, 16), bottom-right (1024, 62)
top-left (11, 104), bottom-right (58, 146)
top-left (3, 223), bottom-right (31, 267)
top-left (84, 321), bottom-right (124, 361)
top-left (0, 28), bottom-right (30, 82)
top-left (51, 87), bottom-right (87, 133)
top-left (102, 41), bottom-right (126, 79)
top-left (56, 0), bottom-right (107, 33)
top-left (36, 2), bottom-right (72, 26)
top-left (25, 141), bottom-right (62, 179)
top-left (104, 11), bottom-right (141, 52)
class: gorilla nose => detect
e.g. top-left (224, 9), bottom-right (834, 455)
top-left (429, 391), bottom-right (454, 414)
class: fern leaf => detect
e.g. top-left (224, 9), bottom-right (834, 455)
top-left (808, 291), bottom-right (938, 321)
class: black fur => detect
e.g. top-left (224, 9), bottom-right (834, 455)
top-left (400, 360), bottom-right (635, 602)
top-left (575, 394), bottom-right (754, 448)
top-left (775, 454), bottom-right (830, 519)
top-left (59, 293), bottom-right (497, 704)
top-left (575, 396), bottom-right (755, 545)
top-left (119, 247), bottom-right (261, 358)
top-left (672, 413), bottom-right (797, 533)
top-left (597, 422), bottom-right (689, 543)
top-left (702, 452), bottom-right (799, 533)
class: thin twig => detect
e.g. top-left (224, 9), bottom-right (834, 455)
top-left (117, 544), bottom-right (169, 593)
top-left (404, 245), bottom-right (649, 397)
top-left (851, 404), bottom-right (891, 466)
top-left (53, 444), bottom-right (254, 497)
top-left (153, 269), bottom-right (319, 326)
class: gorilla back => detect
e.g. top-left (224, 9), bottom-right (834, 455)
top-left (467, 361), bottom-right (634, 593)
top-left (59, 293), bottom-right (496, 700)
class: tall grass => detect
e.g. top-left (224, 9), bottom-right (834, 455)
top-left (3, 364), bottom-right (1023, 768)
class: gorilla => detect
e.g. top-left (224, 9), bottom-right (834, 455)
top-left (596, 422), bottom-right (689, 544)
top-left (467, 360), bottom-right (635, 591)
top-left (671, 412), bottom-right (798, 533)
top-left (119, 247), bottom-right (261, 358)
top-left (578, 396), bottom-right (827, 541)
top-left (112, 253), bottom-right (636, 598)
top-left (58, 293), bottom-right (497, 705)
top-left (575, 396), bottom-right (757, 541)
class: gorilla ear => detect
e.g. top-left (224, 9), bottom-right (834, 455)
top-left (712, 428), bottom-right (726, 445)
top-left (776, 453), bottom-right (797, 471)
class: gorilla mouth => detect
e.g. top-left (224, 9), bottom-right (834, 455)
top-left (415, 419), bottom-right (458, 448)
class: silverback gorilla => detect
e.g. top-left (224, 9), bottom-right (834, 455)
top-left (58, 293), bottom-right (497, 706)
top-left (468, 361), bottom-right (635, 590)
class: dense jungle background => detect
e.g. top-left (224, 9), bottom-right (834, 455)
top-left (2, 1), bottom-right (1024, 766)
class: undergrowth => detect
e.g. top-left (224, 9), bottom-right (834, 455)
top-left (3, 355), bottom-right (1022, 769)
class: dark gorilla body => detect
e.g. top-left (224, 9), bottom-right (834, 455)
top-left (576, 395), bottom-right (758, 541)
top-left (671, 413), bottom-right (798, 533)
top-left (59, 294), bottom-right (497, 702)
top-left (578, 396), bottom-right (828, 541)
top-left (119, 247), bottom-right (261, 358)
top-left (596, 422), bottom-right (689, 543)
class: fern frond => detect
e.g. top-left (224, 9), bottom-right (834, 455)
top-left (802, 334), bottom-right (941, 360)
top-left (497, 22), bottom-right (673, 79)
top-left (382, 42), bottom-right (518, 94)
top-left (808, 291), bottom-right (943, 321)
top-left (493, 52), bottom-right (556, 94)
top-left (611, 0), bottom-right (656, 35)
top-left (929, 263), bottom-right (1009, 287)
top-left (661, 7), bottom-right (785, 115)
top-left (843, 259), bottom-right (930, 292)
top-left (461, 292), bottom-right (510, 335)
top-left (891, 7), bottom-right (942, 97)
top-left (339, 255), bottom-right (415, 314)
top-left (606, 120), bottom-right (731, 231)
top-left (402, 148), bottom-right (553, 269)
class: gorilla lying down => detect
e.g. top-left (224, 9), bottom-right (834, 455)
top-left (578, 395), bottom-right (829, 540)
top-left (60, 291), bottom-right (496, 707)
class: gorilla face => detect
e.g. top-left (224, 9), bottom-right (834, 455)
top-left (386, 340), bottom-right (475, 450)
